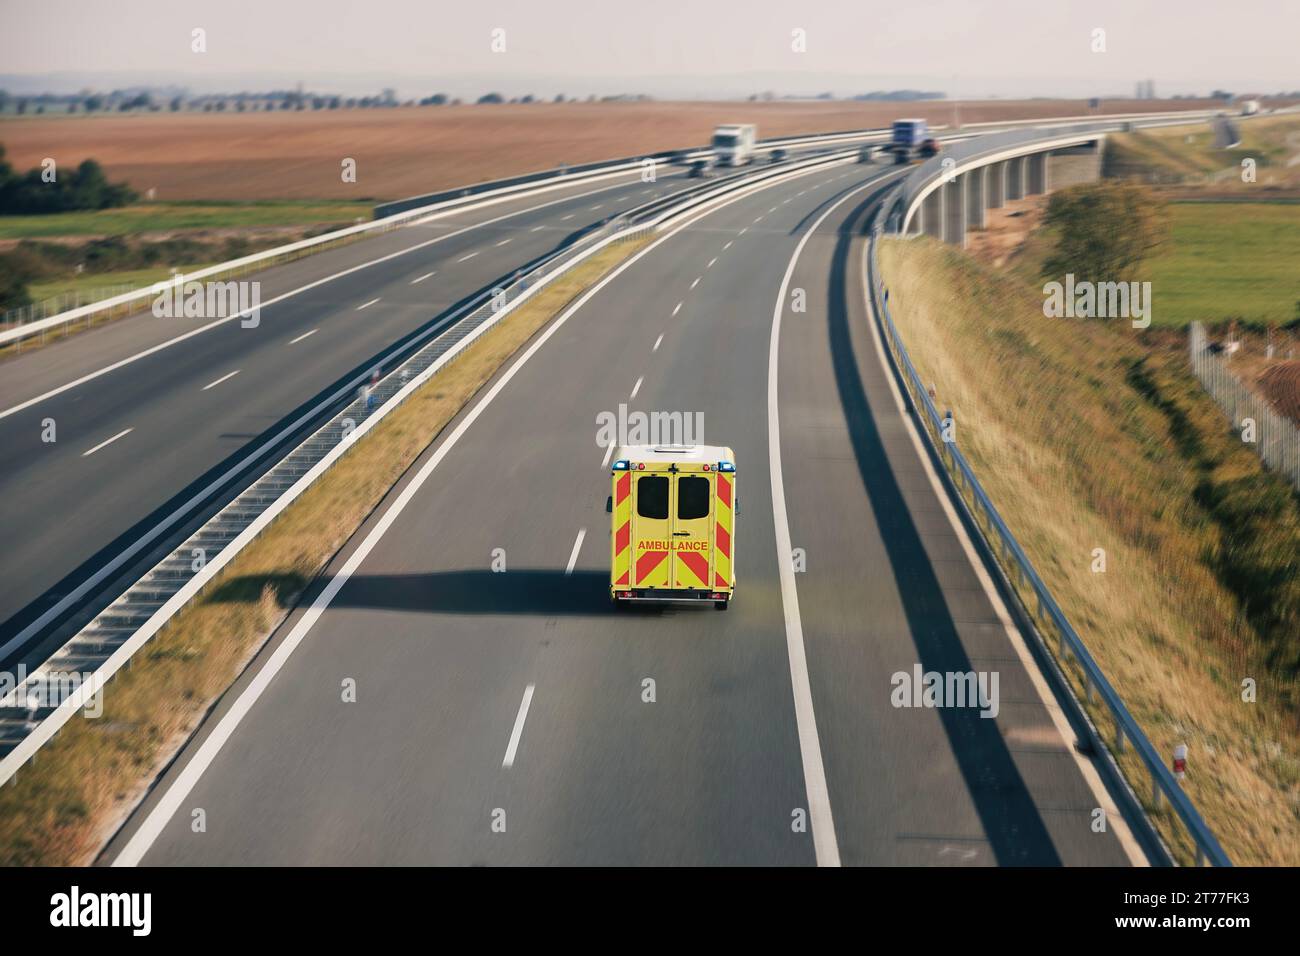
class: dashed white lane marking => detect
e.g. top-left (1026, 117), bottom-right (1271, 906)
top-left (769, 206), bottom-right (778, 212)
top-left (288, 329), bottom-right (318, 345)
top-left (601, 442), bottom-right (615, 468)
top-left (723, 240), bottom-right (733, 250)
top-left (653, 333), bottom-right (664, 352)
top-left (457, 252), bottom-right (478, 262)
top-left (82, 428), bottom-right (133, 457)
top-left (739, 227), bottom-right (748, 235)
top-left (565, 528), bottom-right (586, 576)
top-left (356, 297), bottom-right (381, 310)
top-left (560, 214), bottom-right (575, 221)
top-left (201, 369), bottom-right (240, 391)
top-left (410, 271), bottom-right (436, 284)
top-left (754, 215), bottom-right (764, 223)
top-left (109, 160), bottom-right (801, 867)
top-left (672, 302), bottom-right (683, 316)
top-left (591, 204), bottom-right (603, 210)
top-left (707, 257), bottom-right (717, 268)
top-left (495, 238), bottom-right (512, 246)
top-left (630, 376), bottom-right (643, 400)
top-left (531, 225), bottom-right (546, 232)
top-left (690, 277), bottom-right (701, 289)
top-left (502, 684), bottom-right (536, 768)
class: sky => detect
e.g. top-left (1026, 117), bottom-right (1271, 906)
top-left (1, 0), bottom-right (1296, 99)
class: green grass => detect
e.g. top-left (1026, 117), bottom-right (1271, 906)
top-left (26, 265), bottom-right (217, 305)
top-left (1146, 202), bottom-right (1300, 327)
top-left (0, 200), bottom-right (372, 240)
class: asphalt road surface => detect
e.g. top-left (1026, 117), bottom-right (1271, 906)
top-left (0, 158), bottom-right (814, 650)
top-left (104, 156), bottom-right (1142, 866)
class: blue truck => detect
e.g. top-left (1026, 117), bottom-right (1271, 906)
top-left (889, 119), bottom-right (939, 164)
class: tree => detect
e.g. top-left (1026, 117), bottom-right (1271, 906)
top-left (477, 92), bottom-right (505, 104)
top-left (170, 96), bottom-right (183, 111)
top-left (1042, 181), bottom-right (1169, 287)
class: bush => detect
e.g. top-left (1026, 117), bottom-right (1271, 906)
top-left (1042, 180), bottom-right (1169, 285)
top-left (0, 145), bottom-right (138, 214)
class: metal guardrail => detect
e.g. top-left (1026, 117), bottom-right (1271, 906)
top-left (866, 210), bottom-right (1231, 867)
top-left (0, 143), bottom-right (857, 787)
top-left (0, 155), bottom-right (684, 349)
top-left (2, 107), bottom-right (1229, 348)
top-left (1190, 322), bottom-right (1300, 489)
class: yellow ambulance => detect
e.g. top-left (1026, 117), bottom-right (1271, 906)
top-left (609, 444), bottom-right (736, 609)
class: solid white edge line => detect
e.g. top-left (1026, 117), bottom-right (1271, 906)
top-left (82, 428), bottom-right (133, 458)
top-left (767, 182), bottom-right (888, 869)
top-left (861, 237), bottom-right (1148, 867)
top-left (565, 529), bottom-right (586, 576)
top-left (502, 684), bottom-right (536, 768)
top-left (288, 329), bottom-right (318, 344)
top-left (201, 370), bottom-right (240, 391)
top-left (111, 175), bottom-right (787, 866)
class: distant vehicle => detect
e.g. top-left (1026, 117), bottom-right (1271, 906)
top-left (712, 124), bottom-right (758, 166)
top-left (609, 445), bottom-right (737, 609)
top-left (768, 147), bottom-right (789, 164)
top-left (1240, 99), bottom-right (1260, 116)
top-left (889, 118), bottom-right (930, 164)
top-left (687, 159), bottom-right (712, 178)
top-left (919, 137), bottom-right (940, 159)
top-left (857, 144), bottom-right (874, 163)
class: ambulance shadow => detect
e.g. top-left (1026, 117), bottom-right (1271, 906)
top-left (825, 192), bottom-right (1063, 866)
top-left (328, 569), bottom-right (661, 617)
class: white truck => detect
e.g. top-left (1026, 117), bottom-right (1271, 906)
top-left (1239, 99), bottom-right (1260, 116)
top-left (712, 124), bottom-right (757, 167)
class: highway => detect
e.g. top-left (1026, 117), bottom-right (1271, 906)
top-left (103, 154), bottom-right (1142, 865)
top-left (0, 156), bottom-right (829, 655)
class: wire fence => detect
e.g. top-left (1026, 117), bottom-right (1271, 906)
top-left (1189, 322), bottom-right (1300, 489)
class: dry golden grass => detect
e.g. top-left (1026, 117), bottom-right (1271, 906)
top-left (0, 236), bottom-right (647, 865)
top-left (0, 99), bottom-right (1238, 201)
top-left (1104, 114), bottom-right (1300, 197)
top-left (879, 238), bottom-right (1300, 865)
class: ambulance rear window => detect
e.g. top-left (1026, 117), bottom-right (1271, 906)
top-left (637, 476), bottom-right (669, 519)
top-left (677, 477), bottom-right (711, 519)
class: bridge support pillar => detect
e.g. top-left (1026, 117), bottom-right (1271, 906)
top-left (967, 167), bottom-right (987, 230)
top-left (1027, 151), bottom-right (1049, 195)
top-left (922, 188), bottom-right (943, 239)
top-left (987, 160), bottom-right (1006, 208)
top-left (942, 176), bottom-right (967, 246)
top-left (1007, 156), bottom-right (1026, 200)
